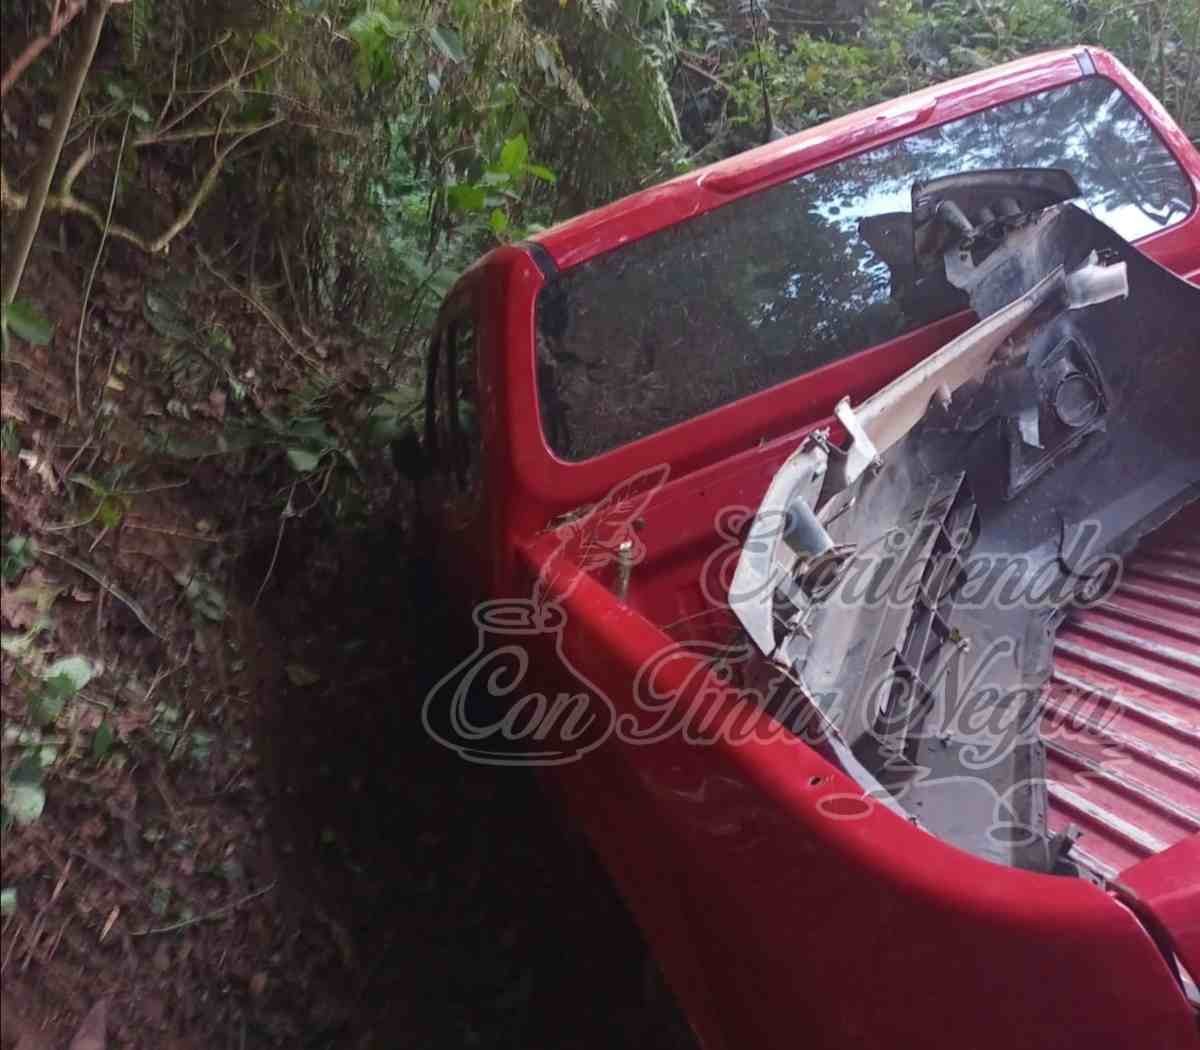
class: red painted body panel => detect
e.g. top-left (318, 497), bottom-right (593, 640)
top-left (485, 49), bottom-right (1200, 536)
top-left (432, 48), bottom-right (1200, 1049)
top-left (517, 535), bottom-right (1199, 1049)
top-left (1118, 836), bottom-right (1200, 994)
top-left (535, 50), bottom-right (1089, 269)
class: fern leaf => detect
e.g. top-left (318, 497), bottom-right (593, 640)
top-left (130, 0), bottom-right (150, 62)
top-left (584, 0), bottom-right (618, 29)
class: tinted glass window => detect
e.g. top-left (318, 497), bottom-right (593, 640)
top-left (537, 77), bottom-right (1193, 460)
top-left (432, 318), bottom-right (482, 500)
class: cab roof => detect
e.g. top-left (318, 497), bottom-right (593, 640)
top-left (529, 48), bottom-right (1096, 271)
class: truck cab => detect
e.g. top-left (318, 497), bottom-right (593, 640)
top-left (417, 48), bottom-right (1200, 1049)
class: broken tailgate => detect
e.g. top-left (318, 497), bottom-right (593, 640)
top-left (730, 184), bottom-right (1199, 894)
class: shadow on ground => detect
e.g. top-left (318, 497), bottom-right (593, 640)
top-left (243, 517), bottom-right (697, 1049)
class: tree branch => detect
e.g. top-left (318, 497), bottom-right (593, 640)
top-left (147, 118), bottom-right (282, 252)
top-left (0, 0), bottom-right (87, 99)
top-left (155, 52), bottom-right (283, 141)
top-left (677, 59), bottom-right (733, 92)
top-left (1179, 14), bottom-right (1200, 138)
top-left (76, 113), bottom-right (131, 421)
top-left (1, 0), bottom-right (111, 306)
top-left (2, 117), bottom-right (284, 255)
top-left (197, 244), bottom-right (326, 371)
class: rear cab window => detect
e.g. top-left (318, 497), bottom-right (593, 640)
top-left (426, 315), bottom-right (483, 510)
top-left (536, 76), bottom-right (1194, 461)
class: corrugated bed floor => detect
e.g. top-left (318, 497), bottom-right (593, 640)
top-left (1044, 501), bottom-right (1200, 880)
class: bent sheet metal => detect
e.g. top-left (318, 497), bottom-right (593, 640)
top-left (732, 194), bottom-right (1200, 873)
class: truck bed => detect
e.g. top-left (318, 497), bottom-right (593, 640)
top-left (1045, 501), bottom-right (1200, 880)
top-left (634, 489), bottom-right (1199, 882)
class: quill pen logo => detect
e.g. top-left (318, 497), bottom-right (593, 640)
top-left (532, 464), bottom-right (670, 611)
top-left (421, 465), bottom-right (670, 765)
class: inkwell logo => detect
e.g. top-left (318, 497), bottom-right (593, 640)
top-left (421, 465), bottom-right (671, 765)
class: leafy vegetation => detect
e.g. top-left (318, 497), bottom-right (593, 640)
top-left (0, 0), bottom-right (1195, 853)
top-left (697, 0), bottom-right (1200, 151)
top-left (4, 0), bottom-right (1195, 481)
top-left (0, 0), bottom-right (1196, 1042)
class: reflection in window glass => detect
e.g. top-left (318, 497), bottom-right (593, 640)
top-left (537, 77), bottom-right (1193, 461)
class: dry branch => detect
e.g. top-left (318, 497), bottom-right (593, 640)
top-left (1, 0), bottom-right (111, 306)
top-left (2, 25), bottom-right (285, 264)
top-left (154, 52), bottom-right (283, 141)
top-left (0, 0), bottom-right (87, 99)
top-left (76, 113), bottom-right (132, 421)
top-left (2, 117), bottom-right (284, 255)
top-left (131, 883), bottom-right (276, 937)
top-left (197, 246), bottom-right (326, 371)
top-left (40, 545), bottom-right (162, 637)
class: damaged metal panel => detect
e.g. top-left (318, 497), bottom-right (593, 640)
top-left (732, 188), bottom-right (1200, 873)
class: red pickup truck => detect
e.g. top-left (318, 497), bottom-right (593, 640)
top-left (411, 48), bottom-right (1200, 1049)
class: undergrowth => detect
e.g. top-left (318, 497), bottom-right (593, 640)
top-left (0, 0), bottom-right (1195, 1041)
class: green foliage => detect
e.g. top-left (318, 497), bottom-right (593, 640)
top-left (103, 78), bottom-right (152, 123)
top-left (429, 25), bottom-right (466, 64)
top-left (143, 284), bottom-right (245, 405)
top-left (264, 0), bottom-right (691, 358)
top-left (5, 0), bottom-right (1192, 545)
top-left (29, 656), bottom-right (96, 726)
top-left (0, 421), bottom-right (19, 455)
top-left (2, 752), bottom-right (46, 827)
top-left (1086, 0), bottom-right (1198, 136)
top-left (68, 474), bottom-right (130, 530)
top-left (174, 571), bottom-right (227, 623)
top-left (714, 0), bottom-right (1198, 144)
top-left (2, 299), bottom-right (54, 347)
top-left (286, 448), bottom-right (323, 473)
top-left (92, 719), bottom-right (115, 761)
top-left (540, 0), bottom-right (687, 203)
top-left (346, 2), bottom-right (410, 90)
top-left (0, 575), bottom-right (57, 656)
top-left (1, 656), bottom-right (97, 827)
top-left (445, 133), bottom-right (557, 245)
top-left (1, 536), bottom-right (36, 582)
top-left (129, 0), bottom-right (151, 62)
top-left (250, 412), bottom-right (350, 478)
top-left (148, 703), bottom-right (212, 765)
top-left (364, 384), bottom-right (424, 445)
